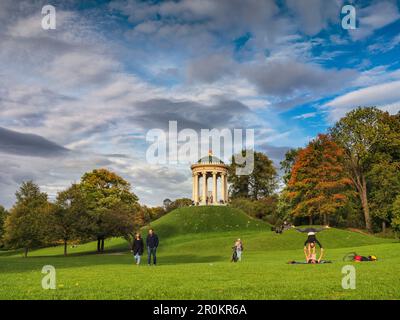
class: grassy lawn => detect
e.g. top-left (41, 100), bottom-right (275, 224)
top-left (0, 206), bottom-right (399, 300)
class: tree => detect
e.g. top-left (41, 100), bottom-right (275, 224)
top-left (368, 160), bottom-right (400, 232)
top-left (392, 195), bottom-right (400, 237)
top-left (4, 181), bottom-right (49, 257)
top-left (330, 107), bottom-right (391, 231)
top-left (287, 134), bottom-right (353, 225)
top-left (163, 199), bottom-right (172, 211)
top-left (0, 205), bottom-right (8, 248)
top-left (165, 198), bottom-right (193, 212)
top-left (230, 196), bottom-right (278, 222)
top-left (229, 150), bottom-right (277, 200)
top-left (80, 169), bottom-right (139, 253)
top-left (280, 148), bottom-right (301, 184)
top-left (49, 184), bottom-right (91, 256)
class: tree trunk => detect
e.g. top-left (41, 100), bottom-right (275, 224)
top-left (323, 214), bottom-right (328, 226)
top-left (101, 238), bottom-right (105, 252)
top-left (24, 247), bottom-right (28, 258)
top-left (360, 175), bottom-right (372, 232)
top-left (382, 221), bottom-right (386, 233)
top-left (309, 215), bottom-right (313, 225)
top-left (97, 238), bottom-right (101, 253)
top-left (64, 240), bottom-right (68, 256)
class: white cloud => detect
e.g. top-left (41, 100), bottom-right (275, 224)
top-left (324, 80), bottom-right (400, 121)
top-left (350, 1), bottom-right (400, 40)
top-left (292, 112), bottom-right (317, 120)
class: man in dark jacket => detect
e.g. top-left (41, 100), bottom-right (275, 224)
top-left (146, 228), bottom-right (159, 265)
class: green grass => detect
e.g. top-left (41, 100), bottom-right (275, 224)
top-left (0, 206), bottom-right (399, 300)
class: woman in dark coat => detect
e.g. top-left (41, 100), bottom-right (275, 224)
top-left (131, 233), bottom-right (144, 265)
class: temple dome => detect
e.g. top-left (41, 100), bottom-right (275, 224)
top-left (197, 155), bottom-right (224, 164)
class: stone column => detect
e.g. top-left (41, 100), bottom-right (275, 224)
top-left (221, 173), bottom-right (226, 203)
top-left (212, 172), bottom-right (217, 204)
top-left (194, 173), bottom-right (199, 203)
top-left (202, 171), bottom-right (207, 205)
top-left (224, 174), bottom-right (229, 202)
top-left (192, 173), bottom-right (199, 203)
top-left (192, 174), bottom-right (195, 201)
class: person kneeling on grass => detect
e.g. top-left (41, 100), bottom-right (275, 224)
top-left (146, 228), bottom-right (159, 266)
top-left (305, 241), bottom-right (324, 264)
top-left (131, 232), bottom-right (144, 265)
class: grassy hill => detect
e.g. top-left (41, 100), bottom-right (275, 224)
top-left (0, 205), bottom-right (399, 299)
top-left (144, 206), bottom-right (268, 237)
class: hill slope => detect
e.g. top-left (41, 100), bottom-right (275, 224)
top-left (144, 206), bottom-right (269, 239)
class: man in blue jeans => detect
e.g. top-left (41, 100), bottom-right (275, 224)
top-left (146, 228), bottom-right (159, 265)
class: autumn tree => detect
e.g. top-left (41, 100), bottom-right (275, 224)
top-left (228, 150), bottom-right (277, 200)
top-left (330, 107), bottom-right (392, 231)
top-left (4, 182), bottom-right (49, 257)
top-left (80, 169), bottom-right (139, 253)
top-left (287, 134), bottom-right (353, 225)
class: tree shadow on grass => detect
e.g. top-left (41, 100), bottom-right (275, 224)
top-left (0, 250), bottom-right (227, 274)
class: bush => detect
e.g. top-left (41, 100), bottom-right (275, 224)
top-left (229, 196), bottom-right (278, 222)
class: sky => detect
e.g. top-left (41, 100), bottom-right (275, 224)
top-left (0, 0), bottom-right (400, 208)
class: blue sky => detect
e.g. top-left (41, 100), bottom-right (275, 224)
top-left (0, 0), bottom-right (400, 207)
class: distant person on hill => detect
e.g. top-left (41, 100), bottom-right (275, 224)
top-left (131, 233), bottom-right (144, 266)
top-left (233, 238), bottom-right (243, 261)
top-left (146, 228), bottom-right (159, 266)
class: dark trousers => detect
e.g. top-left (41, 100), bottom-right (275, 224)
top-left (147, 247), bottom-right (157, 265)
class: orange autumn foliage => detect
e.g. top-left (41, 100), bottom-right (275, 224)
top-left (287, 134), bottom-right (353, 221)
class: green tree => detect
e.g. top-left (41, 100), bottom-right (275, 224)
top-left (166, 198), bottom-right (193, 212)
top-left (4, 181), bottom-right (49, 257)
top-left (163, 198), bottom-right (172, 211)
top-left (230, 196), bottom-right (278, 222)
top-left (80, 169), bottom-right (139, 253)
top-left (392, 195), bottom-right (400, 237)
top-left (49, 184), bottom-right (91, 256)
top-left (229, 151), bottom-right (277, 200)
top-left (368, 160), bottom-right (400, 233)
top-left (330, 107), bottom-right (392, 231)
top-left (280, 148), bottom-right (301, 184)
top-left (0, 205), bottom-right (8, 248)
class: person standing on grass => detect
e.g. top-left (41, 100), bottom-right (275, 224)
top-left (131, 233), bottom-right (144, 265)
top-left (234, 238), bottom-right (243, 261)
top-left (146, 228), bottom-right (159, 266)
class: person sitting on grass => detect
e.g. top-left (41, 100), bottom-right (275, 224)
top-left (131, 232), bottom-right (144, 266)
